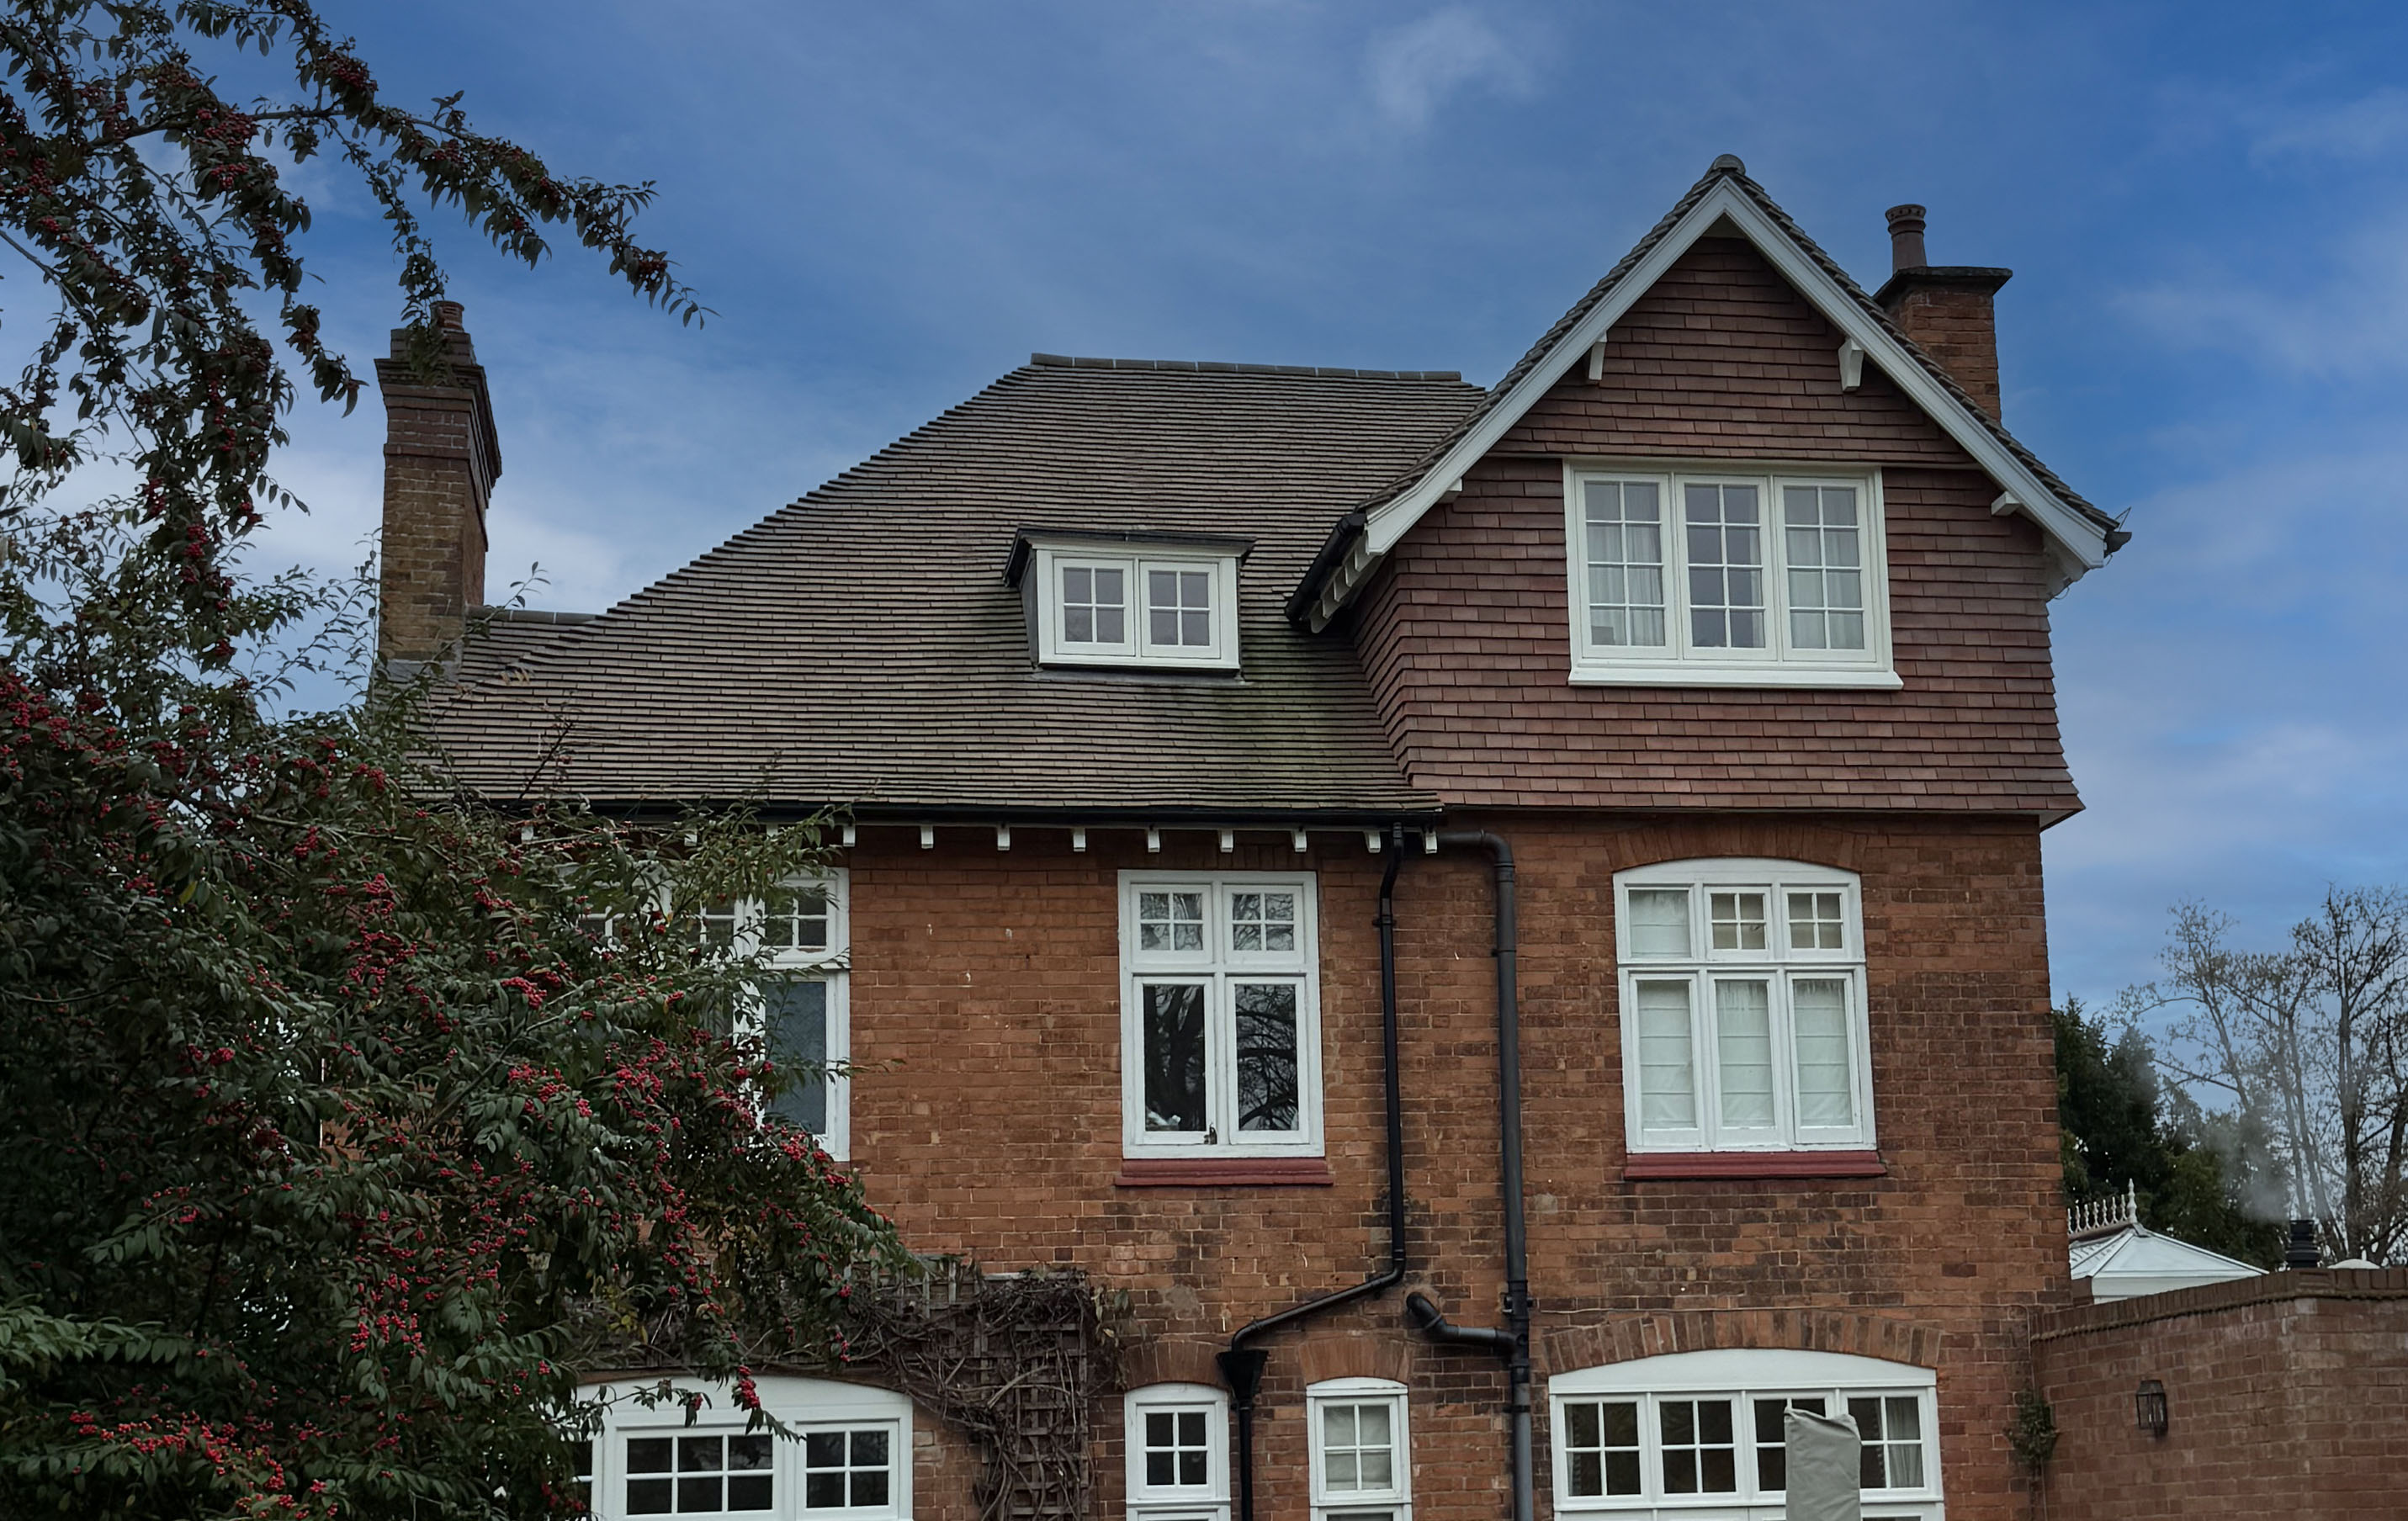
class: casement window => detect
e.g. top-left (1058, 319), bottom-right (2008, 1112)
top-left (689, 872), bottom-right (853, 1160)
top-left (1023, 538), bottom-right (1244, 671)
top-left (1614, 861), bottom-right (1872, 1154)
top-left (1119, 872), bottom-right (1322, 1159)
top-left (1307, 1379), bottom-right (1411, 1521)
top-left (1126, 1384), bottom-right (1231, 1521)
top-left (1549, 1349), bottom-right (1941, 1520)
top-left (581, 1376), bottom-right (910, 1520)
top-left (1562, 464), bottom-right (1898, 688)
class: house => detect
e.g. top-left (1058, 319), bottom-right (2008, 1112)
top-left (384, 156), bottom-right (2128, 1521)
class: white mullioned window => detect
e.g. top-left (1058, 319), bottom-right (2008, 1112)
top-left (1126, 1384), bottom-right (1231, 1521)
top-left (1615, 860), bottom-right (1872, 1154)
top-left (690, 872), bottom-right (853, 1160)
top-left (1028, 538), bottom-right (1242, 670)
top-left (1550, 1349), bottom-right (1941, 1520)
top-left (1118, 872), bottom-right (1321, 1159)
top-left (580, 1375), bottom-right (910, 1520)
top-left (1307, 1379), bottom-right (1411, 1521)
top-left (1562, 464), bottom-right (1897, 688)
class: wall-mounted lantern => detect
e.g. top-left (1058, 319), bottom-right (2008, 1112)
top-left (2134, 1378), bottom-right (2168, 1438)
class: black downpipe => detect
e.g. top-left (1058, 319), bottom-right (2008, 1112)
top-left (1405, 830), bottom-right (1533, 1521)
top-left (1219, 825), bottom-right (1411, 1521)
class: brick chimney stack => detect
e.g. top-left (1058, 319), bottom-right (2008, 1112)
top-left (375, 300), bottom-right (501, 671)
top-left (1873, 204), bottom-right (2012, 421)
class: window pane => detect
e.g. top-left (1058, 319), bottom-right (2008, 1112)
top-left (1583, 479), bottom-right (1668, 648)
top-left (1783, 485), bottom-right (1865, 651)
top-left (1062, 563), bottom-right (1127, 647)
top-left (1849, 1397), bottom-right (1886, 1488)
top-left (1715, 979), bottom-right (1776, 1129)
top-left (1626, 888), bottom-right (1691, 957)
top-left (679, 1476), bottom-right (722, 1511)
top-left (1230, 890), bottom-right (1298, 952)
top-left (1142, 984), bottom-right (1209, 1132)
top-left (1235, 983), bottom-right (1301, 1132)
top-left (1685, 483), bottom-right (1765, 649)
top-left (729, 1475), bottom-right (772, 1512)
top-left (729, 1436), bottom-right (772, 1471)
top-left (1635, 980), bottom-right (1697, 1130)
top-left (1709, 891), bottom-right (1769, 951)
top-left (1560, 1399), bottom-right (1642, 1498)
top-left (764, 978), bottom-right (830, 1134)
top-left (629, 1439), bottom-right (674, 1474)
top-left (1319, 1400), bottom-right (1395, 1494)
top-left (1793, 978), bottom-right (1855, 1128)
top-left (1787, 889), bottom-right (1845, 951)
top-left (694, 898), bottom-right (741, 951)
top-left (1660, 1398), bottom-right (1739, 1495)
top-left (1147, 567), bottom-right (1213, 649)
top-left (761, 885), bottom-right (830, 951)
top-left (1138, 891), bottom-right (1207, 952)
top-left (629, 1478), bottom-right (674, 1514)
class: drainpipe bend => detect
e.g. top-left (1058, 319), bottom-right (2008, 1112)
top-left (1219, 824), bottom-right (1411, 1521)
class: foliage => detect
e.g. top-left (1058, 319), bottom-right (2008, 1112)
top-left (2006, 1387), bottom-right (2056, 1471)
top-left (2122, 893), bottom-right (2408, 1264)
top-left (0, 6), bottom-right (904, 1518)
top-left (2053, 998), bottom-right (2284, 1268)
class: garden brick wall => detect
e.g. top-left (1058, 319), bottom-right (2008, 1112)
top-left (2031, 1269), bottom-right (2408, 1521)
top-left (839, 809), bottom-right (2061, 1520)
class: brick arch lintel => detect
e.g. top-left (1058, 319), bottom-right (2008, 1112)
top-left (1121, 1338), bottom-right (1228, 1392)
top-left (1540, 1309), bottom-right (1947, 1379)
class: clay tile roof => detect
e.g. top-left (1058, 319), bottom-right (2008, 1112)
top-left (422, 359), bottom-right (1484, 815)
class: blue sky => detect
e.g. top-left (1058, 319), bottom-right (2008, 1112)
top-left (240, 1), bottom-right (2408, 1012)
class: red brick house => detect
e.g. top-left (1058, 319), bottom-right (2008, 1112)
top-left (389, 156), bottom-right (2124, 1521)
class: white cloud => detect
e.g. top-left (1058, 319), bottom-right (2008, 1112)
top-left (2250, 86), bottom-right (2408, 162)
top-left (1364, 8), bottom-right (1531, 130)
top-left (2117, 204), bottom-right (2408, 377)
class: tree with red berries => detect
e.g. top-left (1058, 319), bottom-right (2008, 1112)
top-left (0, 6), bottom-right (899, 1516)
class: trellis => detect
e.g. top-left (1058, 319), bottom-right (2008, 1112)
top-left (842, 1259), bottom-right (1122, 1521)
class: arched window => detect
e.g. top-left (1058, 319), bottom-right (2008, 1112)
top-left (1549, 1349), bottom-right (1939, 1519)
top-left (577, 1375), bottom-right (909, 1519)
top-left (1613, 860), bottom-right (1873, 1154)
top-left (1125, 1382), bottom-right (1230, 1521)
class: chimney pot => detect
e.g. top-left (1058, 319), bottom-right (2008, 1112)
top-left (1885, 204), bottom-right (1928, 272)
top-left (432, 299), bottom-right (466, 331)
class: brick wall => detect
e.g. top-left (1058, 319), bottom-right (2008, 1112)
top-left (375, 308), bottom-right (500, 667)
top-left (2031, 1269), bottom-right (2408, 1520)
top-left (831, 808), bottom-right (2061, 1520)
top-left (1350, 236), bottom-right (2077, 816)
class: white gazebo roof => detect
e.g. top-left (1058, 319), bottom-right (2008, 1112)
top-left (2068, 1184), bottom-right (2265, 1301)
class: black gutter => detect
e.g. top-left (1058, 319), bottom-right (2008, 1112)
top-left (1408, 830), bottom-right (1533, 1521)
top-left (1218, 824), bottom-right (1411, 1521)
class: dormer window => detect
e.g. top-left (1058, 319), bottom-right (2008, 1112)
top-left (1010, 531), bottom-right (1246, 671)
top-left (1562, 464), bottom-right (1900, 688)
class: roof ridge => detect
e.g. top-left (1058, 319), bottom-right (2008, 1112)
top-left (1027, 352), bottom-right (1467, 384)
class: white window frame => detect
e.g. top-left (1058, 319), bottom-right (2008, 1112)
top-left (1117, 871), bottom-right (1323, 1160)
top-left (1307, 1378), bottom-right (1412, 1521)
top-left (1562, 462), bottom-right (1899, 689)
top-left (1549, 1349), bottom-right (1942, 1521)
top-left (1126, 1383), bottom-right (1231, 1521)
top-left (579, 1374), bottom-right (911, 1521)
top-left (1031, 541), bottom-right (1242, 670)
top-left (1614, 860), bottom-right (1874, 1155)
top-left (692, 872), bottom-right (853, 1161)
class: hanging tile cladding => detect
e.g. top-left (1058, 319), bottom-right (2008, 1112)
top-left (1349, 239), bottom-right (2078, 813)
top-left (1501, 237), bottom-right (1970, 461)
top-left (422, 360), bottom-right (1484, 813)
top-left (1353, 458), bottom-right (2077, 812)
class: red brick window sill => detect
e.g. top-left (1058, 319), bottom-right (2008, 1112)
top-left (1114, 1157), bottom-right (1335, 1188)
top-left (1625, 1150), bottom-right (1887, 1181)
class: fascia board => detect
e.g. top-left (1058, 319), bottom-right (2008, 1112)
top-left (1358, 179), bottom-right (2108, 575)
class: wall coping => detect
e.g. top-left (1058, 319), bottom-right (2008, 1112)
top-left (2034, 1266), bottom-right (2408, 1341)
